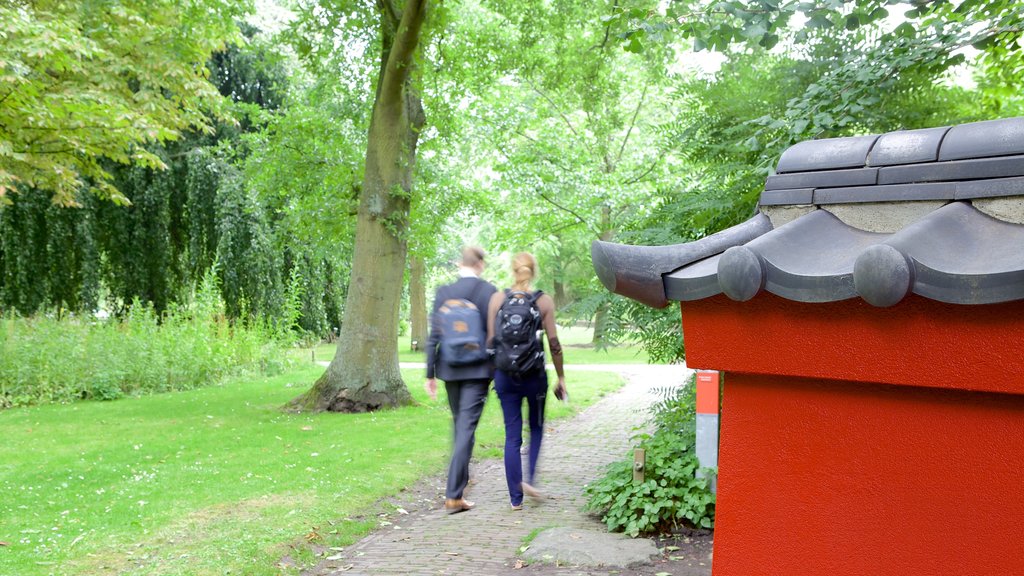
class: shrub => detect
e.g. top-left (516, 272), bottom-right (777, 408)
top-left (0, 289), bottom-right (288, 408)
top-left (584, 374), bottom-right (716, 536)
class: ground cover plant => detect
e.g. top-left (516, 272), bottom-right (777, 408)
top-left (0, 364), bottom-right (623, 575)
top-left (584, 374), bottom-right (716, 537)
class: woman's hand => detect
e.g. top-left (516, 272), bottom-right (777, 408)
top-left (554, 377), bottom-right (567, 401)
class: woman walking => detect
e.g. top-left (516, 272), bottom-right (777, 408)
top-left (486, 252), bottom-right (567, 510)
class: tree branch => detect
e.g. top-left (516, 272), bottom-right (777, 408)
top-left (377, 0), bottom-right (400, 28)
top-left (616, 83), bottom-right (648, 166)
top-left (598, 0), bottom-right (620, 50)
top-left (524, 77), bottom-right (581, 140)
top-left (378, 0), bottom-right (428, 110)
top-left (535, 189), bottom-right (600, 236)
top-left (477, 115), bottom-right (579, 175)
top-left (623, 158), bottom-right (660, 186)
top-left (540, 220), bottom-right (586, 236)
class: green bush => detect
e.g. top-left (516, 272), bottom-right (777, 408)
top-left (584, 375), bottom-right (716, 536)
top-left (0, 281), bottom-right (289, 408)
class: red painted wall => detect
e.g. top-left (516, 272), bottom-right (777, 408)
top-left (681, 294), bottom-right (1024, 394)
top-left (680, 294), bottom-right (1024, 576)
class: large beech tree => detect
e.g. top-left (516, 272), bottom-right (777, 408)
top-left (288, 0), bottom-right (427, 412)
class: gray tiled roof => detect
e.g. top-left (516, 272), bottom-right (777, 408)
top-left (592, 117), bottom-right (1024, 308)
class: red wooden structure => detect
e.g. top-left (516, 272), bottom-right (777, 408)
top-left (592, 117), bottom-right (1024, 576)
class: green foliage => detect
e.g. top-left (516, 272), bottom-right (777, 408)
top-left (609, 1), bottom-right (1024, 149)
top-left (97, 155), bottom-right (180, 314)
top-left (0, 0), bottom-right (251, 204)
top-left (0, 285), bottom-right (285, 408)
top-left (215, 167), bottom-right (283, 320)
top-left (0, 28), bottom-right (344, 339)
top-left (585, 376), bottom-right (715, 536)
top-left (0, 191), bottom-right (99, 315)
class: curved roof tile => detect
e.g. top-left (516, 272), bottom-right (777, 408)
top-left (938, 117), bottom-right (1024, 161)
top-left (775, 135), bottom-right (879, 173)
top-left (883, 202), bottom-right (1024, 304)
top-left (868, 126), bottom-right (949, 167)
top-left (739, 210), bottom-right (885, 302)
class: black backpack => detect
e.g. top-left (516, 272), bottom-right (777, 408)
top-left (493, 289), bottom-right (545, 377)
top-left (438, 284), bottom-right (489, 367)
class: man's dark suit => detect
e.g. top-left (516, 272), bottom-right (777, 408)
top-left (426, 275), bottom-right (497, 501)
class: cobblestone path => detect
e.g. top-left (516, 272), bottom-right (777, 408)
top-left (321, 364), bottom-right (691, 576)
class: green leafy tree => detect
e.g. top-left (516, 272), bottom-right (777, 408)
top-left (0, 23), bottom-right (304, 323)
top-left (458, 0), bottom-right (684, 344)
top-left (287, 0), bottom-right (429, 412)
top-left (0, 0), bottom-right (250, 204)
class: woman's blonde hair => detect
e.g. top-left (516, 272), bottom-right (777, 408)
top-left (511, 252), bottom-right (537, 291)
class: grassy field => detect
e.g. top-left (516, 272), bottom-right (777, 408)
top-left (0, 364), bottom-right (624, 576)
top-left (299, 325), bottom-right (652, 366)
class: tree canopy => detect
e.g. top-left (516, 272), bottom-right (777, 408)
top-left (2, 0), bottom-right (1024, 389)
top-left (0, 0), bottom-right (249, 204)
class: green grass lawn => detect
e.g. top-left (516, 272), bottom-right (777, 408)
top-left (297, 325), bottom-right (652, 366)
top-left (0, 365), bottom-right (623, 576)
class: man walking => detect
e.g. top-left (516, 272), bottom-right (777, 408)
top-left (425, 246), bottom-right (497, 513)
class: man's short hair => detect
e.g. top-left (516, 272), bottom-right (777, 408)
top-left (461, 246), bottom-right (485, 267)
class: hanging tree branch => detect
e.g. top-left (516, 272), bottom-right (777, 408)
top-left (536, 188), bottom-right (601, 236)
top-left (524, 77), bottom-right (582, 140)
top-left (616, 83), bottom-right (648, 166)
top-left (598, 0), bottom-right (620, 50)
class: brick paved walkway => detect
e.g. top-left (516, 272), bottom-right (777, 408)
top-left (323, 364), bottom-right (691, 576)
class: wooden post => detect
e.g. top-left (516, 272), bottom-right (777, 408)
top-left (633, 448), bottom-right (646, 484)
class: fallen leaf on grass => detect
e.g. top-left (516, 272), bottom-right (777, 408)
top-left (664, 545), bottom-right (680, 552)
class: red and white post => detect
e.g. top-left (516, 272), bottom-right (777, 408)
top-left (695, 369), bottom-right (720, 493)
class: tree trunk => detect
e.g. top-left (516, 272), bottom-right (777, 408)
top-left (287, 0), bottom-right (428, 413)
top-left (593, 204), bottom-right (614, 346)
top-left (409, 255), bottom-right (428, 352)
top-left (553, 278), bottom-right (568, 309)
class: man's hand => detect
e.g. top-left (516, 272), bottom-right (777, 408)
top-left (425, 378), bottom-right (438, 401)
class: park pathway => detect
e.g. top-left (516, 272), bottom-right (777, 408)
top-left (316, 363), bottom-right (691, 576)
